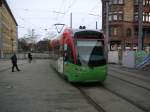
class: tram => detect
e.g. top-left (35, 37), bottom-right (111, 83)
top-left (50, 28), bottom-right (107, 82)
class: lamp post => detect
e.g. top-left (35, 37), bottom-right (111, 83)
top-left (70, 13), bottom-right (72, 28)
top-left (138, 0), bottom-right (143, 50)
top-left (104, 0), bottom-right (110, 63)
top-left (106, 0), bottom-right (109, 51)
top-left (89, 13), bottom-right (101, 30)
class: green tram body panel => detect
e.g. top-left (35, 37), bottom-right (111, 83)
top-left (64, 63), bottom-right (107, 82)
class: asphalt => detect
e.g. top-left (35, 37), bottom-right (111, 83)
top-left (0, 59), bottom-right (98, 112)
top-left (0, 59), bottom-right (28, 72)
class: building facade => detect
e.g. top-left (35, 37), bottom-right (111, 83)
top-left (0, 0), bottom-right (18, 58)
top-left (102, 0), bottom-right (150, 51)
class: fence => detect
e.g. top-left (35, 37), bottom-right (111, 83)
top-left (0, 52), bottom-right (51, 59)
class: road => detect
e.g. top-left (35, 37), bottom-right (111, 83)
top-left (0, 60), bottom-right (150, 112)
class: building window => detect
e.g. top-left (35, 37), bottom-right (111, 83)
top-left (143, 12), bottom-right (150, 22)
top-left (144, 0), bottom-right (150, 5)
top-left (109, 15), bottom-right (112, 21)
top-left (143, 12), bottom-right (146, 21)
top-left (127, 28), bottom-right (132, 37)
top-left (134, 0), bottom-right (138, 5)
top-left (134, 12), bottom-right (139, 21)
top-left (134, 0), bottom-right (150, 5)
top-left (145, 29), bottom-right (150, 37)
top-left (109, 11), bottom-right (123, 21)
top-left (110, 27), bottom-right (118, 36)
top-left (119, 0), bottom-right (123, 4)
top-left (114, 27), bottom-right (118, 36)
top-left (134, 28), bottom-right (138, 37)
top-left (149, 13), bottom-right (150, 21)
top-left (118, 11), bottom-right (123, 20)
top-left (113, 14), bottom-right (118, 20)
top-left (114, 0), bottom-right (118, 4)
top-left (109, 0), bottom-right (124, 4)
top-left (134, 12), bottom-right (150, 22)
top-left (134, 12), bottom-right (138, 21)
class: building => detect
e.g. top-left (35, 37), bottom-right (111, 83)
top-left (0, 0), bottom-right (18, 58)
top-left (102, 0), bottom-right (150, 51)
top-left (37, 39), bottom-right (50, 52)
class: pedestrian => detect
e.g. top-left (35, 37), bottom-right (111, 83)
top-left (28, 52), bottom-right (32, 63)
top-left (11, 53), bottom-right (20, 72)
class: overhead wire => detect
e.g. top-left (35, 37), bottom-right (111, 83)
top-left (53, 0), bottom-right (77, 26)
top-left (64, 0), bottom-right (77, 13)
top-left (11, 0), bottom-right (102, 37)
top-left (60, 0), bottom-right (77, 26)
top-left (53, 0), bottom-right (67, 24)
top-left (78, 0), bottom-right (101, 29)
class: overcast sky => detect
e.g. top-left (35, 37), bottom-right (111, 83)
top-left (6, 0), bottom-right (102, 40)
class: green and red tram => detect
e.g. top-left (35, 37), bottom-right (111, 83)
top-left (50, 28), bottom-right (107, 82)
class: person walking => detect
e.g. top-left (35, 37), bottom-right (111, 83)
top-left (11, 53), bottom-right (20, 72)
top-left (28, 52), bottom-right (32, 63)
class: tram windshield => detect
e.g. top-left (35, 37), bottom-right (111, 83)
top-left (76, 40), bottom-right (106, 67)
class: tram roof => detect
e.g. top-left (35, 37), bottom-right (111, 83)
top-left (50, 28), bottom-right (103, 41)
top-left (71, 29), bottom-right (103, 34)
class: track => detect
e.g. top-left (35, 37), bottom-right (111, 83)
top-left (109, 74), bottom-right (150, 92)
top-left (108, 67), bottom-right (150, 92)
top-left (73, 68), bottom-right (150, 112)
top-left (103, 85), bottom-right (149, 112)
top-left (75, 84), bottom-right (147, 112)
top-left (109, 67), bottom-right (150, 83)
top-left (50, 64), bottom-right (150, 112)
top-left (76, 86), bottom-right (106, 112)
